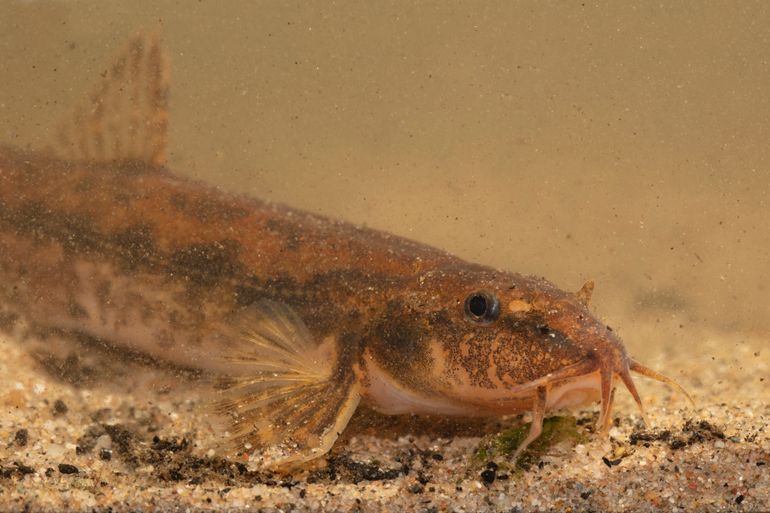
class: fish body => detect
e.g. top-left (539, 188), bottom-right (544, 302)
top-left (0, 34), bottom-right (689, 467)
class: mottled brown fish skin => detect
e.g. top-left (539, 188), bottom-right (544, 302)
top-left (0, 145), bottom-right (409, 361)
top-left (0, 143), bottom-right (606, 391)
top-left (10, 154), bottom-right (592, 384)
top-left (361, 266), bottom-right (621, 413)
top-left (0, 32), bottom-right (691, 467)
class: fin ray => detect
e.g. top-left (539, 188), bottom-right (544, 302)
top-left (52, 31), bottom-right (170, 166)
top-left (209, 300), bottom-right (360, 467)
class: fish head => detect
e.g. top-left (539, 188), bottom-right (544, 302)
top-left (363, 264), bottom-right (641, 417)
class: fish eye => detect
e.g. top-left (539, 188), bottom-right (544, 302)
top-left (464, 291), bottom-right (500, 324)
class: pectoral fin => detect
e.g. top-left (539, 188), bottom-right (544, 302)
top-left (210, 301), bottom-right (361, 467)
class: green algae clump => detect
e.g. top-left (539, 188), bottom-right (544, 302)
top-left (474, 416), bottom-right (585, 471)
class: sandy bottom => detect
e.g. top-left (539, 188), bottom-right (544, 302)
top-left (1, 329), bottom-right (767, 513)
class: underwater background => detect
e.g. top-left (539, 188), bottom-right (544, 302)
top-left (1, 2), bottom-right (768, 511)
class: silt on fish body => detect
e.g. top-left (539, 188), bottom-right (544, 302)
top-left (0, 32), bottom-right (692, 468)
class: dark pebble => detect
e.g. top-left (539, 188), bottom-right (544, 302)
top-left (90, 408), bottom-right (113, 422)
top-left (431, 452), bottom-right (444, 461)
top-left (408, 483), bottom-right (424, 494)
top-left (602, 456), bottom-right (623, 467)
top-left (53, 399), bottom-right (68, 416)
top-left (58, 463), bottom-right (79, 475)
top-left (15, 462), bottom-right (35, 476)
top-left (99, 448), bottom-right (112, 461)
top-left (103, 424), bottom-right (133, 454)
top-left (299, 489), bottom-right (306, 499)
top-left (629, 429), bottom-right (671, 445)
top-left (152, 435), bottom-right (189, 452)
top-left (14, 429), bottom-right (28, 447)
top-left (669, 439), bottom-right (687, 450)
top-left (480, 469), bottom-right (496, 485)
top-left (736, 494), bottom-right (745, 504)
top-left (580, 490), bottom-right (592, 500)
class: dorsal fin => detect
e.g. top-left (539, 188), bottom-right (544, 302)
top-left (52, 31), bottom-right (170, 167)
top-left (575, 280), bottom-right (595, 306)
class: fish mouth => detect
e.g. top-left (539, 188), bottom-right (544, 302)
top-left (496, 348), bottom-right (693, 432)
top-left (548, 323), bottom-right (695, 432)
top-left (620, 358), bottom-right (694, 423)
top-left (478, 337), bottom-right (694, 463)
top-left (596, 356), bottom-right (692, 432)
top-left (593, 335), bottom-right (694, 432)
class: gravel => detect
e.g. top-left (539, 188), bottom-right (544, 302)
top-left (1, 332), bottom-right (767, 512)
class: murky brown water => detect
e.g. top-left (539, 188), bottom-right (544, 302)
top-left (2, 5), bottom-right (769, 511)
top-left (2, 0), bottom-right (768, 361)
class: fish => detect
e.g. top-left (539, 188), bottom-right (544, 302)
top-left (0, 32), bottom-right (692, 468)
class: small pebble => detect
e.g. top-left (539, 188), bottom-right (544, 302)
top-left (407, 483), bottom-right (424, 494)
top-left (58, 463), bottom-right (79, 475)
top-left (670, 439), bottom-right (687, 450)
top-left (602, 456), bottom-right (622, 468)
top-left (52, 399), bottom-right (68, 416)
top-left (14, 429), bottom-right (28, 447)
top-left (480, 469), bottom-right (496, 485)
